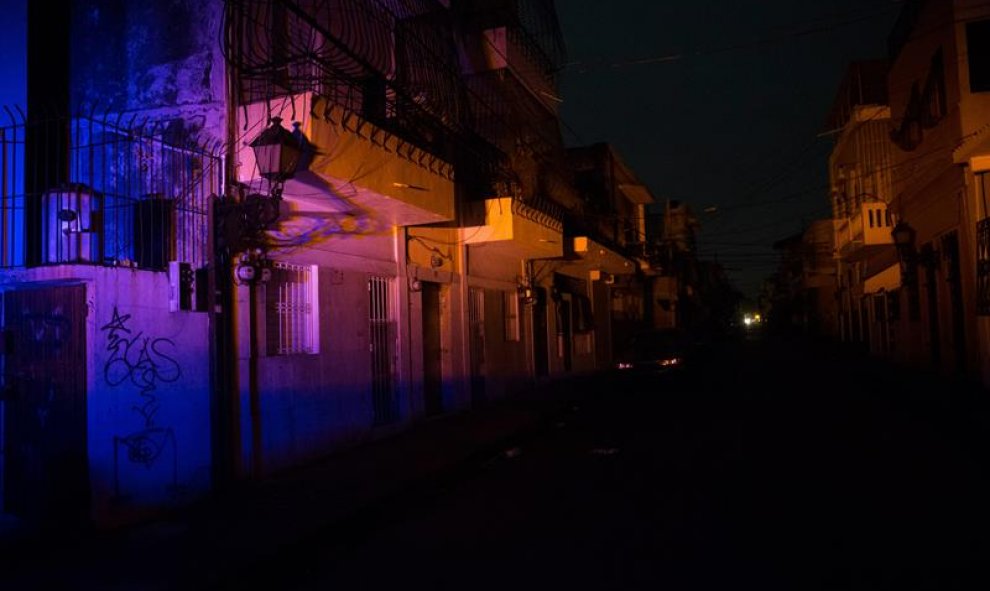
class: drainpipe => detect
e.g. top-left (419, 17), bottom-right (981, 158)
top-left (248, 278), bottom-right (262, 478)
top-left (211, 0), bottom-right (241, 488)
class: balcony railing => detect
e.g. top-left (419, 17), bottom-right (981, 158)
top-left (1, 112), bottom-right (221, 270)
top-left (229, 0), bottom-right (467, 156)
top-left (850, 202), bottom-right (894, 247)
top-left (478, 25), bottom-right (560, 113)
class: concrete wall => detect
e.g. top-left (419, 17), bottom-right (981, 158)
top-left (467, 249), bottom-right (531, 400)
top-left (71, 0), bottom-right (227, 141)
top-left (2, 265), bottom-right (212, 525)
top-left (241, 232), bottom-right (404, 474)
top-left (887, 0), bottom-right (989, 379)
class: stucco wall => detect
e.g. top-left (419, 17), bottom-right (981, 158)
top-left (4, 265), bottom-right (213, 525)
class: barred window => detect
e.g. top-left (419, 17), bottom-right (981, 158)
top-left (978, 217), bottom-right (990, 315)
top-left (504, 291), bottom-right (520, 342)
top-left (266, 263), bottom-right (319, 355)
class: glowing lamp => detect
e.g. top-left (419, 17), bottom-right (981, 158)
top-left (250, 117), bottom-right (301, 183)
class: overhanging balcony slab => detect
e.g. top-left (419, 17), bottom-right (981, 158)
top-left (461, 197), bottom-right (563, 259)
top-left (556, 236), bottom-right (636, 277)
top-left (238, 93), bottom-right (454, 229)
top-left (863, 263), bottom-right (901, 293)
top-left (618, 183), bottom-right (654, 205)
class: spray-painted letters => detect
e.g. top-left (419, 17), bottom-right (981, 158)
top-left (101, 306), bottom-right (181, 427)
top-left (102, 305), bottom-right (182, 502)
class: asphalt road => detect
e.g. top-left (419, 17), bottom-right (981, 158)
top-left (234, 333), bottom-right (990, 590)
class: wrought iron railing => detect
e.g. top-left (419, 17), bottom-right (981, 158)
top-left (224, 0), bottom-right (568, 197)
top-left (227, 0), bottom-right (470, 157)
top-left (0, 111), bottom-right (222, 270)
top-left (512, 196), bottom-right (563, 233)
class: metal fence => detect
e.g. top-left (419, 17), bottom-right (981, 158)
top-left (0, 110), bottom-right (222, 270)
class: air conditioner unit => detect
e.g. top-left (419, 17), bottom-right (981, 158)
top-left (44, 185), bottom-right (104, 264)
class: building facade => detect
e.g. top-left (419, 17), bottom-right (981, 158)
top-left (0, 0), bottom-right (660, 527)
top-left (811, 0), bottom-right (990, 383)
top-left (886, 0), bottom-right (990, 379)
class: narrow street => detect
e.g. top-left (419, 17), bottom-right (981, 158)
top-left (226, 333), bottom-right (990, 590)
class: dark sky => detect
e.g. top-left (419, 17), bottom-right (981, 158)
top-left (556, 0), bottom-right (901, 299)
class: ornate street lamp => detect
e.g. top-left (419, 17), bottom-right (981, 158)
top-left (234, 116), bottom-right (302, 480)
top-left (249, 116), bottom-right (301, 197)
top-left (891, 220), bottom-right (916, 252)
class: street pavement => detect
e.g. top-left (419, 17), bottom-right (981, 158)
top-left (4, 330), bottom-right (990, 590)
top-left (233, 332), bottom-right (990, 590)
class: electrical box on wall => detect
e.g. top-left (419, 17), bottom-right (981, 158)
top-left (168, 260), bottom-right (196, 312)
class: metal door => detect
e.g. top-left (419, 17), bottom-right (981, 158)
top-left (2, 284), bottom-right (88, 524)
top-left (421, 282), bottom-right (443, 416)
top-left (557, 296), bottom-right (573, 372)
top-left (942, 232), bottom-right (966, 374)
top-left (532, 288), bottom-right (549, 378)
top-left (922, 243), bottom-right (941, 367)
top-left (369, 277), bottom-right (398, 425)
top-left (468, 287), bottom-right (486, 407)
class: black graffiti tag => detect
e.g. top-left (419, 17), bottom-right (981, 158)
top-left (101, 307), bottom-right (181, 427)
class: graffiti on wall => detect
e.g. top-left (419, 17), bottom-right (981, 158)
top-left (101, 306), bottom-right (183, 500)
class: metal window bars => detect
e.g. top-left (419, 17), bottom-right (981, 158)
top-left (266, 262), bottom-right (317, 355)
top-left (369, 275), bottom-right (398, 425)
top-left (0, 110), bottom-right (221, 270)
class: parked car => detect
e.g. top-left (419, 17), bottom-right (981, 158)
top-left (614, 329), bottom-right (690, 374)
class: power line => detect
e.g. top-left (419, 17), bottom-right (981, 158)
top-left (561, 2), bottom-right (902, 73)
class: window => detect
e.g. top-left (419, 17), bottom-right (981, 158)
top-left (573, 294), bottom-right (595, 333)
top-left (266, 262), bottom-right (319, 355)
top-left (504, 291), bottom-right (520, 342)
top-left (978, 216), bottom-right (990, 315)
top-left (922, 49), bottom-right (947, 126)
top-left (967, 20), bottom-right (990, 93)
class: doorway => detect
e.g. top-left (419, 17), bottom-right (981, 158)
top-left (942, 232), bottom-right (966, 374)
top-left (421, 282), bottom-right (444, 416)
top-left (468, 287), bottom-right (486, 407)
top-left (922, 243), bottom-right (941, 367)
top-left (532, 288), bottom-right (549, 378)
top-left (2, 284), bottom-right (89, 524)
top-left (556, 295), bottom-right (573, 372)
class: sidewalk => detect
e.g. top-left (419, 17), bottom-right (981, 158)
top-left (1, 377), bottom-right (586, 590)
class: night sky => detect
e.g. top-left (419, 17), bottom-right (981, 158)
top-left (556, 0), bottom-right (901, 298)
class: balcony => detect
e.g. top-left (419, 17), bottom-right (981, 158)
top-left (555, 236), bottom-right (637, 282)
top-left (837, 202), bottom-right (895, 262)
top-left (460, 196), bottom-right (563, 258)
top-left (236, 92), bottom-right (455, 238)
top-left (474, 26), bottom-right (559, 114)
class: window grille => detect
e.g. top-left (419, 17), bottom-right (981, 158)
top-left (266, 263), bottom-right (319, 355)
top-left (504, 291), bottom-right (520, 342)
top-left (978, 217), bottom-right (990, 315)
top-left (369, 276), bottom-right (398, 425)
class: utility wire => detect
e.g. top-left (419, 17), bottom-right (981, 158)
top-left (561, 2), bottom-right (903, 73)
